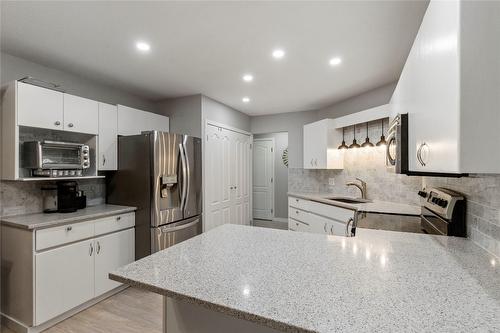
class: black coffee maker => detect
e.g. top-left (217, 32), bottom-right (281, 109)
top-left (57, 181), bottom-right (86, 213)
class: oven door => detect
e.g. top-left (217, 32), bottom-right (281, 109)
top-left (420, 206), bottom-right (449, 235)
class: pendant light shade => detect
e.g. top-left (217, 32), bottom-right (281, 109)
top-left (349, 125), bottom-right (361, 149)
top-left (338, 127), bottom-right (349, 150)
top-left (376, 119), bottom-right (387, 146)
top-left (361, 122), bottom-right (374, 148)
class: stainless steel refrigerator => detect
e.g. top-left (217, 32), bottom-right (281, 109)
top-left (107, 131), bottom-right (202, 259)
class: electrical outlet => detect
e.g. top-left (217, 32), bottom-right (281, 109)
top-left (328, 178), bottom-right (335, 186)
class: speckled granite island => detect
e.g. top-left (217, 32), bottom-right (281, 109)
top-left (110, 224), bottom-right (500, 333)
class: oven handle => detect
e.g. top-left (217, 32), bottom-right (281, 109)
top-left (420, 211), bottom-right (446, 236)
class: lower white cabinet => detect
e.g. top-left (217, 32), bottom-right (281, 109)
top-left (35, 239), bottom-right (95, 325)
top-left (1, 211), bottom-right (135, 330)
top-left (288, 196), bottom-right (354, 237)
top-left (95, 229), bottom-right (135, 295)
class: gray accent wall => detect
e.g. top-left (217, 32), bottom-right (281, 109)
top-left (251, 110), bottom-right (317, 169)
top-left (254, 132), bottom-right (289, 219)
top-left (158, 94), bottom-right (203, 137)
top-left (202, 95), bottom-right (250, 132)
top-left (1, 52), bottom-right (159, 113)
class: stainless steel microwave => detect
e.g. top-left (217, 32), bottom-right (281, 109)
top-left (22, 141), bottom-right (90, 177)
top-left (386, 113), bottom-right (409, 174)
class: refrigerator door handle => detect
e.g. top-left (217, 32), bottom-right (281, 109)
top-left (183, 139), bottom-right (191, 215)
top-left (179, 143), bottom-right (188, 211)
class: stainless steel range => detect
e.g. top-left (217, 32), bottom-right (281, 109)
top-left (418, 187), bottom-right (466, 237)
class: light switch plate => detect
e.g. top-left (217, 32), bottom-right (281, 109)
top-left (328, 178), bottom-right (335, 186)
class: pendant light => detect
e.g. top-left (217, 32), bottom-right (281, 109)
top-left (361, 122), bottom-right (375, 147)
top-left (349, 125), bottom-right (361, 149)
top-left (376, 119), bottom-right (387, 146)
top-left (338, 127), bottom-right (349, 150)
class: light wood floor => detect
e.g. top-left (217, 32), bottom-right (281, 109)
top-left (1, 288), bottom-right (162, 333)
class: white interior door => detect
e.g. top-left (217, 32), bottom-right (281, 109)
top-left (252, 139), bottom-right (274, 220)
top-left (205, 123), bottom-right (252, 231)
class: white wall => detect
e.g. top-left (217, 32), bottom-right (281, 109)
top-left (158, 95), bottom-right (202, 137)
top-left (254, 132), bottom-right (289, 219)
top-left (0, 52), bottom-right (159, 113)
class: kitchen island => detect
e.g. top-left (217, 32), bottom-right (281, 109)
top-left (110, 224), bottom-right (500, 333)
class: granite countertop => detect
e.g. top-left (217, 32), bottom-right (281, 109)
top-left (110, 224), bottom-right (500, 333)
top-left (1, 204), bottom-right (137, 230)
top-left (288, 192), bottom-right (421, 216)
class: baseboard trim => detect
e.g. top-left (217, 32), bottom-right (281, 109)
top-left (1, 285), bottom-right (128, 333)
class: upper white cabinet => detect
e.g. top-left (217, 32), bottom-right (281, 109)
top-left (63, 94), bottom-right (99, 134)
top-left (98, 102), bottom-right (118, 170)
top-left (303, 119), bottom-right (343, 169)
top-left (390, 0), bottom-right (500, 174)
top-left (117, 105), bottom-right (169, 135)
top-left (17, 81), bottom-right (64, 130)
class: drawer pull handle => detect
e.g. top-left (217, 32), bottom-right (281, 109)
top-left (116, 216), bottom-right (121, 221)
top-left (54, 121), bottom-right (61, 126)
top-left (66, 226), bottom-right (72, 232)
top-left (96, 241), bottom-right (101, 254)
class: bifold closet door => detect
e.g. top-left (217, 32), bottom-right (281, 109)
top-left (205, 125), bottom-right (251, 231)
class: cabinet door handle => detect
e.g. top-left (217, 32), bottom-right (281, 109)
top-left (314, 159), bottom-right (318, 166)
top-left (54, 121), bottom-right (61, 126)
top-left (116, 216), bottom-right (121, 221)
top-left (310, 158), bottom-right (314, 166)
top-left (66, 226), bottom-right (72, 231)
top-left (68, 123), bottom-right (74, 128)
top-left (324, 223), bottom-right (327, 233)
top-left (102, 155), bottom-right (106, 166)
top-left (89, 243), bottom-right (94, 256)
top-left (330, 225), bottom-right (334, 234)
top-left (345, 217), bottom-right (354, 237)
top-left (96, 241), bottom-right (101, 254)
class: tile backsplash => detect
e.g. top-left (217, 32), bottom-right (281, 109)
top-left (289, 147), bottom-right (500, 258)
top-left (0, 178), bottom-right (106, 217)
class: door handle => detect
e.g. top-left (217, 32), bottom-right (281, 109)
top-left (345, 217), bottom-right (354, 237)
top-left (324, 223), bottom-right (327, 233)
top-left (54, 121), bottom-right (61, 126)
top-left (102, 155), bottom-right (106, 166)
top-left (179, 143), bottom-right (188, 211)
top-left (96, 241), bottom-right (101, 254)
top-left (310, 158), bottom-right (314, 166)
top-left (68, 123), bottom-right (74, 128)
top-left (89, 243), bottom-right (94, 256)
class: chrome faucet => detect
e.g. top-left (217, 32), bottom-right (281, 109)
top-left (346, 178), bottom-right (367, 199)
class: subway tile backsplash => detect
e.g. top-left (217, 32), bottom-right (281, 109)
top-left (289, 147), bottom-right (500, 258)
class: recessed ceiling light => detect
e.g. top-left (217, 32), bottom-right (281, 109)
top-left (136, 41), bottom-right (151, 52)
top-left (272, 49), bottom-right (285, 59)
top-left (242, 74), bottom-right (254, 82)
top-left (329, 57), bottom-right (342, 66)
top-left (242, 97), bottom-right (250, 103)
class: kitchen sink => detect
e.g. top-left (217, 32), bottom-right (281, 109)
top-left (325, 197), bottom-right (372, 204)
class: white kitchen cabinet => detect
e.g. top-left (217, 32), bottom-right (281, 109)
top-left (17, 81), bottom-right (64, 130)
top-left (303, 119), bottom-right (343, 170)
top-left (390, 0), bottom-right (500, 174)
top-left (35, 239), bottom-right (94, 325)
top-left (94, 228), bottom-right (134, 296)
top-left (117, 104), bottom-right (169, 135)
top-left (98, 102), bottom-right (118, 170)
top-left (288, 196), bottom-right (354, 237)
top-left (63, 94), bottom-right (99, 134)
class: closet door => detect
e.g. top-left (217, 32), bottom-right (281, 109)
top-left (205, 125), bottom-right (232, 231)
top-left (230, 131), bottom-right (251, 226)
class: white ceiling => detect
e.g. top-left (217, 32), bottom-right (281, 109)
top-left (0, 1), bottom-right (428, 115)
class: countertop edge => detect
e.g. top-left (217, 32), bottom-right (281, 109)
top-left (1, 206), bottom-right (137, 230)
top-left (109, 273), bottom-right (314, 333)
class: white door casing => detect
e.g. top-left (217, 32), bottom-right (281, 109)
top-left (252, 139), bottom-right (274, 220)
top-left (204, 121), bottom-right (252, 231)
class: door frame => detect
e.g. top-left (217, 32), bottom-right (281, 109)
top-left (252, 138), bottom-right (275, 220)
top-left (203, 120), bottom-right (253, 231)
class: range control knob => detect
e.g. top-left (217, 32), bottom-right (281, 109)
top-left (418, 191), bottom-right (428, 198)
top-left (438, 199), bottom-right (448, 208)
